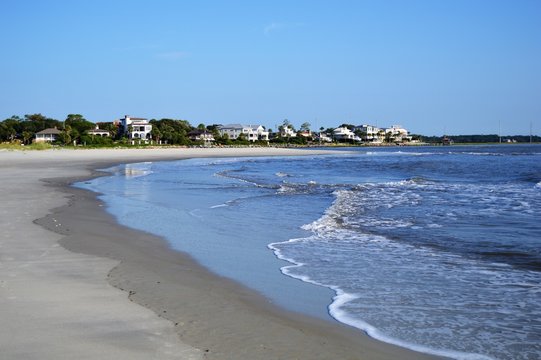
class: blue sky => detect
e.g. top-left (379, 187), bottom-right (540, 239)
top-left (1, 0), bottom-right (540, 136)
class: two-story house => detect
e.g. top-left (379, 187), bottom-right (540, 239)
top-left (218, 124), bottom-right (269, 142)
top-left (383, 125), bottom-right (410, 142)
top-left (333, 126), bottom-right (361, 142)
top-left (355, 124), bottom-right (381, 142)
top-left (119, 115), bottom-right (152, 143)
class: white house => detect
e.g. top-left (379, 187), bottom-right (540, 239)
top-left (35, 127), bottom-right (62, 142)
top-left (316, 132), bottom-right (333, 143)
top-left (119, 115), bottom-right (152, 142)
top-left (333, 126), bottom-right (361, 142)
top-left (218, 124), bottom-right (269, 142)
top-left (384, 125), bottom-right (411, 142)
top-left (86, 125), bottom-right (110, 137)
top-left (280, 126), bottom-right (297, 138)
top-left (355, 124), bottom-right (381, 142)
top-left (188, 129), bottom-right (215, 145)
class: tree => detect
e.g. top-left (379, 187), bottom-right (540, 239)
top-left (0, 117), bottom-right (20, 141)
top-left (354, 129), bottom-right (367, 141)
top-left (22, 131), bottom-right (33, 145)
top-left (340, 123), bottom-right (355, 130)
top-left (300, 122), bottom-right (311, 132)
top-left (151, 127), bottom-right (162, 143)
top-left (24, 114), bottom-right (61, 133)
top-left (57, 125), bottom-right (72, 145)
top-left (97, 122), bottom-right (117, 138)
top-left (215, 133), bottom-right (230, 145)
top-left (65, 114), bottom-right (94, 143)
top-left (237, 132), bottom-right (247, 142)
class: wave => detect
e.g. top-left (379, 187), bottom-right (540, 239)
top-left (269, 178), bottom-right (540, 359)
top-left (268, 234), bottom-right (494, 360)
top-left (329, 290), bottom-right (494, 360)
top-left (452, 151), bottom-right (505, 157)
top-left (364, 151), bottom-right (435, 157)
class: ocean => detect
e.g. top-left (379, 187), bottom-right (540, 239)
top-left (78, 144), bottom-right (541, 360)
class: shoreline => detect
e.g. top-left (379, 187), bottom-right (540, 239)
top-left (0, 148), bottom-right (441, 359)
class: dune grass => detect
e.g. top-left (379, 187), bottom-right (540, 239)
top-left (0, 142), bottom-right (54, 150)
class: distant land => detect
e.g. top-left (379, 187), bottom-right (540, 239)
top-left (421, 134), bottom-right (540, 144)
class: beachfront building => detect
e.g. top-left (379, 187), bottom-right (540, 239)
top-left (333, 126), bottom-right (361, 142)
top-left (86, 125), bottom-right (110, 137)
top-left (35, 127), bottom-right (62, 142)
top-left (298, 130), bottom-right (312, 138)
top-left (316, 132), bottom-right (333, 143)
top-left (355, 124), bottom-right (381, 142)
top-left (280, 125), bottom-right (297, 138)
top-left (218, 124), bottom-right (269, 142)
top-left (383, 125), bottom-right (411, 142)
top-left (119, 115), bottom-right (152, 143)
top-left (188, 129), bottom-right (215, 145)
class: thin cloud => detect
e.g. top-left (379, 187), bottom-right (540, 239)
top-left (155, 51), bottom-right (190, 60)
top-left (264, 22), bottom-right (305, 36)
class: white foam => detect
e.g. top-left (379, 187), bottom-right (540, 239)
top-left (329, 294), bottom-right (495, 360)
top-left (210, 203), bottom-right (228, 209)
top-left (269, 235), bottom-right (495, 360)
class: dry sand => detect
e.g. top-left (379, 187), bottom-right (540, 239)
top-left (0, 148), bottom-right (441, 359)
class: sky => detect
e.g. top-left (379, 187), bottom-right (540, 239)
top-left (1, 0), bottom-right (540, 136)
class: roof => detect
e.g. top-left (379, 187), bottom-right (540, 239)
top-left (36, 128), bottom-right (62, 135)
top-left (219, 124), bottom-right (265, 130)
top-left (188, 129), bottom-right (212, 135)
top-left (219, 124), bottom-right (244, 130)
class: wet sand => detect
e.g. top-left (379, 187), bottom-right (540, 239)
top-left (0, 148), bottom-right (441, 359)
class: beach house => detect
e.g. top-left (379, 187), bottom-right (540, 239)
top-left (333, 126), bottom-right (361, 142)
top-left (315, 132), bottom-right (333, 143)
top-left (279, 125), bottom-right (297, 138)
top-left (188, 129), bottom-right (215, 145)
top-left (383, 125), bottom-right (411, 142)
top-left (86, 125), bottom-right (110, 137)
top-left (355, 124), bottom-right (381, 142)
top-left (119, 115), bottom-right (152, 143)
top-left (35, 127), bottom-right (62, 142)
top-left (218, 124), bottom-right (269, 142)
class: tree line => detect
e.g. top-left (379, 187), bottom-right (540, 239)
top-left (1, 113), bottom-right (538, 146)
top-left (0, 114), bottom-right (202, 146)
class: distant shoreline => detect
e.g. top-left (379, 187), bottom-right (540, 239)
top-left (3, 140), bottom-right (540, 153)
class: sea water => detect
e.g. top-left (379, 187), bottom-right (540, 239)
top-left (78, 145), bottom-right (541, 360)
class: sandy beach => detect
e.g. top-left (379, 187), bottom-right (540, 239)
top-left (0, 147), bottom-right (440, 360)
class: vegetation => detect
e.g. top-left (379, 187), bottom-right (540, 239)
top-left (149, 118), bottom-right (192, 145)
top-left (1, 112), bottom-right (539, 148)
top-left (0, 141), bottom-right (53, 150)
top-left (0, 114), bottom-right (62, 143)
